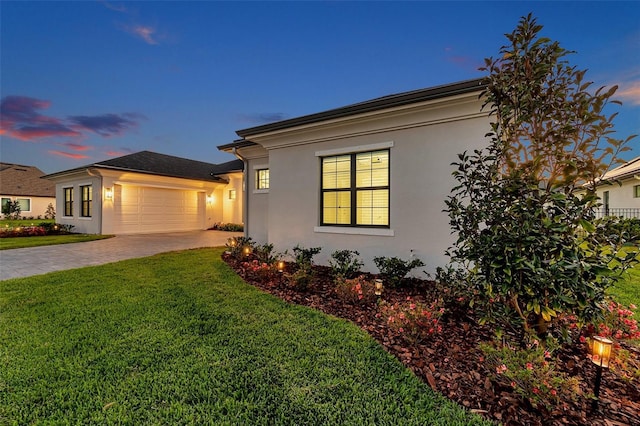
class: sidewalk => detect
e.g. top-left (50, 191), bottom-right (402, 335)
top-left (0, 231), bottom-right (241, 281)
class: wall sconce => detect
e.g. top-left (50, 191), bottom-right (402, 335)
top-left (229, 189), bottom-right (237, 200)
top-left (590, 335), bottom-right (613, 410)
top-left (375, 279), bottom-right (384, 296)
top-left (206, 195), bottom-right (215, 205)
top-left (277, 260), bottom-right (285, 273)
top-left (104, 187), bottom-right (114, 200)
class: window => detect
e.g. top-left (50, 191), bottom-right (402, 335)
top-left (64, 187), bottom-right (73, 217)
top-left (16, 198), bottom-right (31, 212)
top-left (1, 198), bottom-right (10, 215)
top-left (256, 169), bottom-right (269, 190)
top-left (80, 185), bottom-right (92, 217)
top-left (603, 190), bottom-right (610, 216)
top-left (321, 149), bottom-right (389, 227)
top-left (634, 185), bottom-right (640, 198)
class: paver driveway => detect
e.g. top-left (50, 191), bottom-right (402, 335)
top-left (0, 230), bottom-right (241, 281)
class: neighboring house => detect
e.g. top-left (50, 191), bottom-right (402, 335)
top-left (219, 78), bottom-right (489, 274)
top-left (594, 156), bottom-right (640, 219)
top-left (0, 162), bottom-right (56, 219)
top-left (43, 151), bottom-right (243, 234)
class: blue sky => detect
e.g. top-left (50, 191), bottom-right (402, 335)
top-left (1, 1), bottom-right (639, 174)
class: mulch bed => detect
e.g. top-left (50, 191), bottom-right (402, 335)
top-left (223, 254), bottom-right (640, 426)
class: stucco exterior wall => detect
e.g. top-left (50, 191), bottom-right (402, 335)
top-left (54, 174), bottom-right (103, 234)
top-left (595, 178), bottom-right (640, 217)
top-left (0, 195), bottom-right (55, 219)
top-left (244, 92), bottom-right (490, 274)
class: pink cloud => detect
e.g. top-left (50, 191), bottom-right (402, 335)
top-left (0, 95), bottom-right (146, 142)
top-left (63, 143), bottom-right (93, 151)
top-left (48, 150), bottom-right (90, 160)
top-left (616, 80), bottom-right (640, 106)
top-left (0, 96), bottom-right (81, 141)
top-left (120, 24), bottom-right (159, 45)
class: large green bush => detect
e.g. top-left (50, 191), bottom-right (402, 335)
top-left (444, 14), bottom-right (639, 338)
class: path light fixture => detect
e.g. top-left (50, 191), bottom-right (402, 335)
top-left (590, 335), bottom-right (613, 411)
top-left (375, 279), bottom-right (384, 297)
top-left (277, 260), bottom-right (285, 273)
top-left (243, 246), bottom-right (252, 257)
top-left (104, 187), bottom-right (114, 200)
top-left (228, 237), bottom-right (237, 247)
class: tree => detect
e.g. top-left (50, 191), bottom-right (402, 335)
top-left (44, 203), bottom-right (56, 220)
top-left (444, 14), bottom-right (639, 339)
top-left (2, 200), bottom-right (22, 220)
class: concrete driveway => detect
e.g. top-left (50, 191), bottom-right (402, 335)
top-left (0, 230), bottom-right (242, 281)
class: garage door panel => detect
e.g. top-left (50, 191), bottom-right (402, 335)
top-left (113, 185), bottom-right (204, 234)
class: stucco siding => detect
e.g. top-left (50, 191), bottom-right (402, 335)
top-left (55, 175), bottom-right (103, 235)
top-left (261, 95), bottom-right (490, 274)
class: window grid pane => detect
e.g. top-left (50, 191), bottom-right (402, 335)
top-left (321, 150), bottom-right (389, 227)
top-left (256, 169), bottom-right (269, 189)
top-left (81, 185), bottom-right (92, 217)
top-left (64, 188), bottom-right (73, 217)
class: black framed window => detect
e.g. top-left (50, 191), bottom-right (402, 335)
top-left (64, 187), bottom-right (73, 217)
top-left (256, 169), bottom-right (269, 190)
top-left (321, 149), bottom-right (389, 227)
top-left (80, 185), bottom-right (92, 217)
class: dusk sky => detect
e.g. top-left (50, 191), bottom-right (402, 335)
top-left (1, 1), bottom-right (639, 174)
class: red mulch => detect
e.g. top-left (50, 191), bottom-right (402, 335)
top-left (223, 254), bottom-right (640, 426)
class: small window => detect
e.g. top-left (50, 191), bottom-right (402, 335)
top-left (64, 187), bottom-right (74, 217)
top-left (634, 185), bottom-right (640, 198)
top-left (321, 149), bottom-right (389, 227)
top-left (256, 169), bottom-right (269, 190)
top-left (16, 198), bottom-right (31, 212)
top-left (1, 198), bottom-right (10, 215)
top-left (80, 185), bottom-right (92, 217)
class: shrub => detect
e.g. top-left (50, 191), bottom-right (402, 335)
top-left (481, 335), bottom-right (580, 408)
top-left (292, 245), bottom-right (322, 270)
top-left (443, 14), bottom-right (639, 339)
top-left (379, 297), bottom-right (444, 344)
top-left (44, 203), bottom-right (55, 220)
top-left (240, 259), bottom-right (278, 283)
top-left (2, 200), bottom-right (21, 220)
top-left (335, 275), bottom-right (376, 304)
top-left (329, 249), bottom-right (363, 279)
top-left (254, 243), bottom-right (281, 265)
top-left (209, 222), bottom-right (244, 232)
top-left (225, 236), bottom-right (254, 260)
top-left (373, 255), bottom-right (425, 288)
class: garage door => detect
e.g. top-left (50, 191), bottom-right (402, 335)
top-left (114, 185), bottom-right (204, 234)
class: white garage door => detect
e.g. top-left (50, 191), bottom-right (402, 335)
top-left (114, 185), bottom-right (204, 234)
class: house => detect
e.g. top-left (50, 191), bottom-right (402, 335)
top-left (43, 151), bottom-right (243, 234)
top-left (594, 156), bottom-right (640, 219)
top-left (0, 162), bottom-right (56, 219)
top-left (218, 78), bottom-right (490, 274)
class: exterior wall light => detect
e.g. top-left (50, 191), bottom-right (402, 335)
top-left (206, 195), bottom-right (215, 204)
top-left (104, 187), bottom-right (114, 200)
top-left (229, 189), bottom-right (237, 200)
top-left (375, 279), bottom-right (384, 296)
top-left (590, 335), bottom-right (613, 411)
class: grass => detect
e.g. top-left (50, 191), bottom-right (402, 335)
top-left (0, 219), bottom-right (54, 227)
top-left (0, 234), bottom-right (113, 250)
top-left (0, 248), bottom-right (491, 425)
top-left (609, 264), bottom-right (640, 321)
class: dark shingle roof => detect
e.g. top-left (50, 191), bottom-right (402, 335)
top-left (44, 151), bottom-right (243, 182)
top-left (234, 78), bottom-right (486, 139)
top-left (0, 163), bottom-right (55, 197)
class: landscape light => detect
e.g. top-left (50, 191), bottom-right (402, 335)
top-left (277, 261), bottom-right (285, 273)
top-left (375, 279), bottom-right (384, 296)
top-left (590, 335), bottom-right (613, 411)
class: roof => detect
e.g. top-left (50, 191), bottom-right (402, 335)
top-left (44, 151), bottom-right (243, 182)
top-left (0, 162), bottom-right (55, 197)
top-left (233, 78), bottom-right (486, 140)
top-left (602, 156), bottom-right (640, 181)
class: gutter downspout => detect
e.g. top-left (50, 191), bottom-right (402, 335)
top-left (232, 147), bottom-right (249, 238)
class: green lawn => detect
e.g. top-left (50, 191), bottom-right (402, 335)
top-left (0, 248), bottom-right (490, 425)
top-left (0, 219), bottom-right (55, 227)
top-left (0, 234), bottom-right (113, 250)
top-left (609, 265), bottom-right (640, 321)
